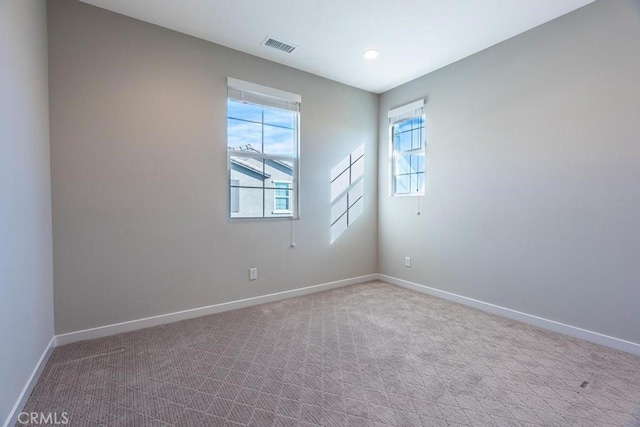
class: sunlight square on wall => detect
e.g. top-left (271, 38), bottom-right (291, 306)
top-left (330, 144), bottom-right (365, 243)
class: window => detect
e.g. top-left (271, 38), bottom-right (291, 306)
top-left (389, 100), bottom-right (425, 196)
top-left (273, 181), bottom-right (292, 213)
top-left (227, 78), bottom-right (300, 219)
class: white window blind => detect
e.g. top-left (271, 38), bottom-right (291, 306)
top-left (388, 99), bottom-right (424, 124)
top-left (227, 77), bottom-right (300, 112)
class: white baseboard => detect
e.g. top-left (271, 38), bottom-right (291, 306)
top-left (12, 273), bottom-right (637, 427)
top-left (378, 274), bottom-right (640, 357)
top-left (3, 336), bottom-right (56, 427)
top-left (56, 274), bottom-right (378, 346)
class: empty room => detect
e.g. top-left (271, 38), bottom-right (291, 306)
top-left (2, 0), bottom-right (640, 426)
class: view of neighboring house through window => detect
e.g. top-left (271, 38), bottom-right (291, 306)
top-left (227, 78), bottom-right (300, 219)
top-left (230, 179), bottom-right (240, 213)
top-left (389, 100), bottom-right (425, 196)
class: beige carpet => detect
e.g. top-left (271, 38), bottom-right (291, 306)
top-left (20, 282), bottom-right (640, 426)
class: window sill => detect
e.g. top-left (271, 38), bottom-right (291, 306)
top-left (228, 215), bottom-right (297, 223)
top-left (391, 193), bottom-right (424, 197)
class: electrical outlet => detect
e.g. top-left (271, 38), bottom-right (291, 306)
top-left (405, 257), bottom-right (411, 267)
top-left (249, 268), bottom-right (258, 281)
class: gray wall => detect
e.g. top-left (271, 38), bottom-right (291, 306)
top-left (48, 0), bottom-right (378, 334)
top-left (378, 0), bottom-right (640, 344)
top-left (0, 0), bottom-right (54, 423)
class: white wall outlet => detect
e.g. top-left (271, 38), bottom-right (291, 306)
top-left (405, 257), bottom-right (411, 267)
top-left (249, 268), bottom-right (258, 281)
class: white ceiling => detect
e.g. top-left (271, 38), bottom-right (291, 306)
top-left (80, 0), bottom-right (595, 94)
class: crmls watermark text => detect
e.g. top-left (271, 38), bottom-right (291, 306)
top-left (18, 412), bottom-right (69, 425)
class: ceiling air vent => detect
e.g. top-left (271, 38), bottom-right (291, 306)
top-left (262, 37), bottom-right (297, 54)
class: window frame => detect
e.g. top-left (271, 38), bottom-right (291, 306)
top-left (226, 78), bottom-right (301, 221)
top-left (388, 100), bottom-right (426, 197)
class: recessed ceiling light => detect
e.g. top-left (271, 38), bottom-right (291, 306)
top-left (363, 49), bottom-right (380, 59)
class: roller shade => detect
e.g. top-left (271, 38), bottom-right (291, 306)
top-left (228, 77), bottom-right (301, 112)
top-left (388, 99), bottom-right (424, 123)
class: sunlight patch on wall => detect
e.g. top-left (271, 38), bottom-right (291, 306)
top-left (330, 145), bottom-right (364, 243)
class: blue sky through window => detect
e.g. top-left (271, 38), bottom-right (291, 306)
top-left (392, 114), bottom-right (425, 195)
top-left (227, 100), bottom-right (297, 157)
